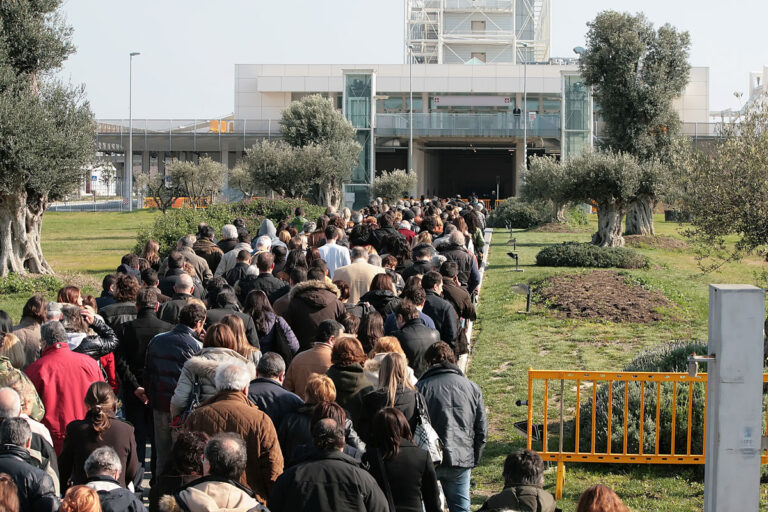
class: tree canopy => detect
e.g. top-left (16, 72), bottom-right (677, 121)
top-left (520, 156), bottom-right (571, 223)
top-left (372, 169), bottom-right (417, 202)
top-left (0, 0), bottom-right (94, 275)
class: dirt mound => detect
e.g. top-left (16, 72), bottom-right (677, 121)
top-left (624, 235), bottom-right (689, 250)
top-left (531, 222), bottom-right (589, 233)
top-left (536, 270), bottom-right (671, 323)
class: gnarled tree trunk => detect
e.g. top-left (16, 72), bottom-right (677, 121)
top-left (625, 194), bottom-right (655, 236)
top-left (315, 181), bottom-right (342, 210)
top-left (552, 202), bottom-right (568, 223)
top-left (592, 202), bottom-right (625, 247)
top-left (0, 189), bottom-right (54, 277)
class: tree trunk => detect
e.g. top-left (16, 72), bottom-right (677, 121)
top-left (0, 190), bottom-right (54, 277)
top-left (625, 195), bottom-right (655, 236)
top-left (315, 182), bottom-right (342, 210)
top-left (592, 202), bottom-right (625, 247)
top-left (553, 202), bottom-right (568, 223)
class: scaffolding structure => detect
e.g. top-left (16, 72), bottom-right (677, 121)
top-left (405, 0), bottom-right (551, 64)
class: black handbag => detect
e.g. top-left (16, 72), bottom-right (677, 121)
top-left (269, 318), bottom-right (294, 366)
top-left (170, 375), bottom-right (201, 429)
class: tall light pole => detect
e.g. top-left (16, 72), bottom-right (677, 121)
top-left (127, 51), bottom-right (140, 211)
top-left (519, 42), bottom-right (529, 172)
top-left (408, 44), bottom-right (414, 173)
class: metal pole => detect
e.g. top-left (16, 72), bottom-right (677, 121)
top-left (409, 45), bottom-right (414, 173)
top-left (127, 52), bottom-right (140, 211)
top-left (522, 50), bottom-right (527, 173)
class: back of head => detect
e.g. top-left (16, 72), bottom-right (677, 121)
top-left (307, 267), bottom-right (326, 281)
top-left (222, 224), bottom-right (237, 240)
top-left (304, 373), bottom-right (336, 404)
top-left (395, 300), bottom-right (419, 321)
top-left (331, 337), bottom-right (366, 366)
top-left (200, 225), bottom-right (215, 240)
top-left (205, 433), bottom-right (248, 481)
top-left (449, 230), bottom-right (465, 246)
top-left (84, 446), bottom-right (122, 478)
top-left (421, 271), bottom-right (442, 291)
top-left (84, 381), bottom-right (117, 438)
top-left (312, 418), bottom-right (345, 451)
top-left (439, 260), bottom-right (459, 279)
top-left (0, 388), bottom-right (21, 419)
top-left (215, 288), bottom-right (238, 309)
top-left (168, 250), bottom-right (185, 270)
top-left (316, 319), bottom-right (343, 344)
top-left (503, 449), bottom-right (544, 487)
top-left (257, 252), bottom-right (274, 272)
top-left (120, 253), bottom-right (140, 269)
top-left (255, 235), bottom-right (271, 251)
top-left (576, 485), bottom-right (629, 512)
top-left (141, 268), bottom-right (159, 287)
top-left (372, 407), bottom-right (411, 460)
top-left (0, 417), bottom-right (30, 448)
top-left (350, 246), bottom-right (368, 261)
top-left (21, 294), bottom-right (47, 323)
top-left (178, 234), bottom-right (196, 248)
top-left (257, 352), bottom-right (286, 379)
top-left (214, 362), bottom-right (251, 392)
top-left (60, 305), bottom-right (87, 333)
top-left (179, 302), bottom-right (206, 329)
top-left (60, 486), bottom-right (100, 512)
top-left (401, 286), bottom-right (426, 307)
top-left (205, 276), bottom-right (228, 304)
top-left (413, 245), bottom-right (432, 261)
top-left (236, 249), bottom-right (251, 263)
top-left (40, 321), bottom-right (67, 348)
top-left (310, 401), bottom-right (347, 431)
top-left (114, 274), bottom-right (140, 303)
top-left (290, 267), bottom-right (308, 286)
top-left (136, 287), bottom-right (159, 310)
top-left (171, 431), bottom-right (209, 475)
top-left (0, 473), bottom-right (19, 512)
top-left (379, 353), bottom-right (413, 405)
top-left (425, 341), bottom-right (456, 366)
top-left (203, 323), bottom-right (238, 351)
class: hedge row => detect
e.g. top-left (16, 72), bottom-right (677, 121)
top-left (536, 242), bottom-right (649, 269)
top-left (135, 198), bottom-right (325, 257)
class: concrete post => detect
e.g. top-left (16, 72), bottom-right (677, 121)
top-left (704, 284), bottom-right (764, 512)
top-left (514, 139), bottom-right (525, 197)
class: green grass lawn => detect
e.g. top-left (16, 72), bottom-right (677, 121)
top-left (467, 215), bottom-right (768, 510)
top-left (0, 210), bottom-right (158, 319)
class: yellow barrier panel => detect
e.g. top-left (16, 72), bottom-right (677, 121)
top-left (525, 369), bottom-right (768, 500)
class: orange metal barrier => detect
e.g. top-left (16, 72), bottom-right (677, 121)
top-left (525, 369), bottom-right (768, 499)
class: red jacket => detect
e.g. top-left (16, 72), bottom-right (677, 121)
top-left (25, 342), bottom-right (104, 454)
top-left (398, 228), bottom-right (416, 243)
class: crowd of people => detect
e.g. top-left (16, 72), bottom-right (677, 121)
top-left (0, 197), bottom-right (631, 511)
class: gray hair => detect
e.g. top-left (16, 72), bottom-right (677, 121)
top-left (448, 230), bottom-right (465, 246)
top-left (0, 417), bottom-right (31, 447)
top-left (254, 235), bottom-right (271, 251)
top-left (178, 234), bottom-right (197, 248)
top-left (0, 388), bottom-right (21, 418)
top-left (60, 305), bottom-right (83, 332)
top-left (222, 224), bottom-right (238, 240)
top-left (175, 273), bottom-right (194, 293)
top-left (367, 254), bottom-right (382, 267)
top-left (351, 212), bottom-right (363, 224)
top-left (214, 362), bottom-right (251, 391)
top-left (245, 264), bottom-right (259, 276)
top-left (205, 433), bottom-right (247, 480)
top-left (41, 321), bottom-right (67, 347)
top-left (85, 446), bottom-right (122, 477)
top-left (351, 246), bottom-right (367, 261)
top-left (46, 302), bottom-right (62, 321)
top-left (257, 353), bottom-right (286, 379)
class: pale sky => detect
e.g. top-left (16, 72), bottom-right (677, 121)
top-left (58, 0), bottom-right (764, 119)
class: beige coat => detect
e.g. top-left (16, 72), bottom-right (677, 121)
top-left (159, 478), bottom-right (268, 512)
top-left (332, 259), bottom-right (386, 304)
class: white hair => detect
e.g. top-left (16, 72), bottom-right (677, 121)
top-left (222, 224), bottom-right (238, 240)
top-left (0, 388), bottom-right (21, 418)
top-left (449, 230), bottom-right (465, 246)
top-left (215, 363), bottom-right (251, 391)
top-left (254, 235), bottom-right (272, 251)
top-left (85, 446), bottom-right (122, 477)
top-left (245, 265), bottom-right (259, 276)
top-left (175, 273), bottom-right (194, 292)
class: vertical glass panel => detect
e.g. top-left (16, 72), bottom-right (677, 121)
top-left (564, 75), bottom-right (590, 131)
top-left (351, 131), bottom-right (371, 184)
top-left (345, 74), bottom-right (372, 129)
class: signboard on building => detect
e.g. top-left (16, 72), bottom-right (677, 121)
top-left (433, 96), bottom-right (512, 107)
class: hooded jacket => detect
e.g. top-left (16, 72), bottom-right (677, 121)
top-left (170, 347), bottom-right (257, 418)
top-left (416, 363), bottom-right (487, 468)
top-left (183, 390), bottom-right (283, 504)
top-left (257, 219), bottom-right (287, 249)
top-left (159, 475), bottom-right (268, 512)
top-left (269, 449), bottom-right (387, 512)
top-left (359, 289), bottom-right (400, 318)
top-left (326, 363), bottom-right (374, 428)
top-left (285, 280), bottom-right (345, 351)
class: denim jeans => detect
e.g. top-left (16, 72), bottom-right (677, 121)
top-left (436, 466), bottom-right (471, 512)
top-left (152, 409), bottom-right (172, 477)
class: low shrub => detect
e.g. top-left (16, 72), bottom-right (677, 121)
top-left (489, 198), bottom-right (549, 229)
top-left (136, 198), bottom-right (325, 256)
top-left (535, 242), bottom-right (649, 269)
top-left (0, 273), bottom-right (64, 295)
top-left (576, 341), bottom-right (707, 456)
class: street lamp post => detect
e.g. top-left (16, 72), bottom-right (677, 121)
top-left (408, 45), bottom-right (414, 174)
top-left (127, 51), bottom-right (140, 211)
top-left (519, 42), bottom-right (529, 172)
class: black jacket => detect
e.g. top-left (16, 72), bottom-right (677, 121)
top-left (400, 260), bottom-right (434, 283)
top-left (86, 475), bottom-right (147, 512)
top-left (251, 273), bottom-right (291, 303)
top-left (223, 262), bottom-right (250, 287)
top-left (0, 444), bottom-right (58, 512)
top-left (358, 387), bottom-right (420, 446)
top-left (278, 405), bottom-right (365, 463)
top-left (394, 318), bottom-right (440, 378)
top-left (478, 484), bottom-right (559, 512)
top-left (116, 308), bottom-right (174, 393)
top-left (204, 305), bottom-right (260, 349)
top-left (269, 449), bottom-right (388, 512)
top-left (363, 439), bottom-right (441, 512)
top-left (217, 237), bottom-right (238, 254)
top-left (416, 363), bottom-right (487, 468)
top-left (423, 290), bottom-right (459, 349)
top-left (440, 244), bottom-right (480, 294)
top-left (99, 301), bottom-right (138, 332)
top-left (95, 291), bottom-right (116, 311)
top-left (372, 226), bottom-right (404, 255)
top-left (157, 293), bottom-right (195, 325)
top-left (144, 324), bottom-right (201, 412)
top-left (158, 269), bottom-right (203, 299)
top-left (247, 378), bottom-right (304, 430)
top-left (359, 289), bottom-right (400, 318)
top-left (71, 318), bottom-right (120, 360)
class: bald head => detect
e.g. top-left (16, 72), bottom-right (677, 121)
top-left (0, 387), bottom-right (21, 418)
top-left (175, 273), bottom-right (194, 294)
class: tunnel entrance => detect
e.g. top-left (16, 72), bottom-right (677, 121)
top-left (422, 147), bottom-right (517, 199)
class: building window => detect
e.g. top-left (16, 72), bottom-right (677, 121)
top-left (471, 20), bottom-right (485, 33)
top-left (471, 52), bottom-right (486, 63)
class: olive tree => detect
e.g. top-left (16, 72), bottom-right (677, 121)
top-left (519, 156), bottom-right (570, 223)
top-left (0, 1), bottom-right (95, 276)
top-left (167, 157), bottom-right (226, 209)
top-left (372, 169), bottom-right (417, 203)
top-left (135, 173), bottom-right (181, 214)
top-left (580, 10), bottom-right (690, 235)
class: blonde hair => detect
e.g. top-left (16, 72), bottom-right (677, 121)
top-left (59, 486), bottom-right (101, 512)
top-left (378, 353), bottom-right (414, 407)
top-left (369, 336), bottom-right (406, 359)
top-left (416, 231), bottom-right (432, 245)
top-left (305, 373), bottom-right (336, 404)
top-left (0, 334), bottom-right (25, 370)
top-left (220, 315), bottom-right (257, 360)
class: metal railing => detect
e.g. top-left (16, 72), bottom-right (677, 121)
top-left (376, 112), bottom-right (560, 137)
top-left (525, 369), bottom-right (768, 500)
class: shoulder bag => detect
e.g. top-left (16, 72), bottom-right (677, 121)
top-left (170, 375), bottom-right (201, 429)
top-left (413, 392), bottom-right (444, 465)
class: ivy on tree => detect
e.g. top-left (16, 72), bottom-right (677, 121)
top-left (0, 0), bottom-right (95, 276)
